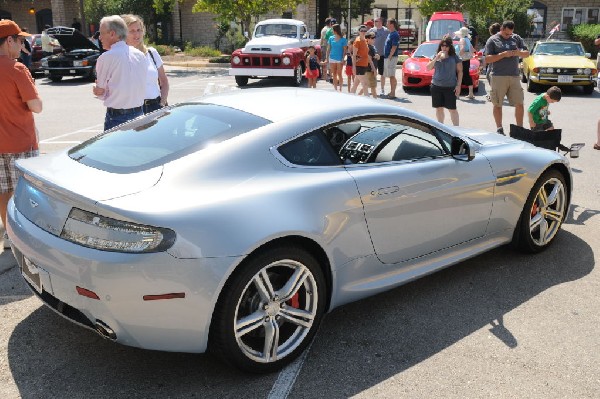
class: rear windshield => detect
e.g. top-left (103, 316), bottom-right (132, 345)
top-left (429, 20), bottom-right (463, 41)
top-left (69, 103), bottom-right (270, 173)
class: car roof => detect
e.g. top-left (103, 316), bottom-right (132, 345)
top-left (257, 19), bottom-right (305, 26)
top-left (535, 40), bottom-right (582, 45)
top-left (196, 88), bottom-right (402, 123)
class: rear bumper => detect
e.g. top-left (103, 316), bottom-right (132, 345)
top-left (229, 67), bottom-right (295, 77)
top-left (6, 198), bottom-right (242, 354)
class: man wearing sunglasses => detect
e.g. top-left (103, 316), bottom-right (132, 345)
top-left (0, 20), bottom-right (43, 249)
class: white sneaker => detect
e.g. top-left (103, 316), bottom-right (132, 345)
top-left (3, 232), bottom-right (11, 250)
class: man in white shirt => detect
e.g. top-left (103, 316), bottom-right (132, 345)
top-left (41, 25), bottom-right (59, 57)
top-left (92, 15), bottom-right (147, 130)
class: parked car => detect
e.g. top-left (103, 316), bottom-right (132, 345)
top-left (521, 40), bottom-right (597, 94)
top-left (7, 88), bottom-right (571, 373)
top-left (397, 19), bottom-right (417, 43)
top-left (28, 33), bottom-right (63, 75)
top-left (402, 40), bottom-right (480, 91)
top-left (229, 19), bottom-right (320, 87)
top-left (41, 26), bottom-right (102, 82)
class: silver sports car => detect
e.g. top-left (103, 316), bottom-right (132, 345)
top-left (7, 88), bottom-right (571, 373)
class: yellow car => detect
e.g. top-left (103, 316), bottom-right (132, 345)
top-left (521, 40), bottom-right (597, 94)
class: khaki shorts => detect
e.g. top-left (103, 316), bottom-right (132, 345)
top-left (490, 75), bottom-right (524, 106)
top-left (383, 57), bottom-right (398, 77)
top-left (365, 71), bottom-right (377, 88)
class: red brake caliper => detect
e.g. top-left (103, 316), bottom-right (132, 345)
top-left (288, 293), bottom-right (300, 308)
top-left (531, 201), bottom-right (539, 217)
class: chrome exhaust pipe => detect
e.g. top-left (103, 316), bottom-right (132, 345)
top-left (95, 319), bottom-right (117, 341)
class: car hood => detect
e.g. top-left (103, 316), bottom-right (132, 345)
top-left (527, 55), bottom-right (595, 68)
top-left (46, 26), bottom-right (99, 52)
top-left (243, 36), bottom-right (300, 54)
top-left (15, 150), bottom-right (163, 202)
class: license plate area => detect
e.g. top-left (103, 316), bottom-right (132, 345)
top-left (21, 256), bottom-right (42, 293)
top-left (558, 75), bottom-right (573, 83)
top-left (70, 69), bottom-right (76, 74)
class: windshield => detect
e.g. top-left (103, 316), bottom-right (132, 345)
top-left (413, 43), bottom-right (439, 58)
top-left (429, 20), bottom-right (462, 40)
top-left (69, 104), bottom-right (270, 173)
top-left (254, 24), bottom-right (298, 38)
top-left (533, 42), bottom-right (585, 56)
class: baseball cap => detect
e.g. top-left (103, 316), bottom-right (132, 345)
top-left (330, 18), bottom-right (337, 24)
top-left (0, 20), bottom-right (31, 39)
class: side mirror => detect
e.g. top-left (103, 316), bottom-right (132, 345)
top-left (451, 137), bottom-right (475, 161)
top-left (585, 52), bottom-right (591, 58)
top-left (303, 32), bottom-right (309, 39)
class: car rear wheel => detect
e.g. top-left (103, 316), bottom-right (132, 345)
top-left (291, 65), bottom-right (303, 87)
top-left (49, 75), bottom-right (63, 82)
top-left (235, 76), bottom-right (249, 87)
top-left (513, 169), bottom-right (567, 253)
top-left (210, 246), bottom-right (326, 373)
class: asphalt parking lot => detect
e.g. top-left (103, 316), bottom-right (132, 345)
top-left (1, 68), bottom-right (599, 398)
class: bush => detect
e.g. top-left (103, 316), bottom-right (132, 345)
top-left (184, 45), bottom-right (222, 57)
top-left (571, 24), bottom-right (600, 57)
top-left (209, 55), bottom-right (231, 63)
top-left (151, 44), bottom-right (176, 56)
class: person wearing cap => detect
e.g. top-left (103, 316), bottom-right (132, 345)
top-left (454, 26), bottom-right (475, 99)
top-left (368, 17), bottom-right (389, 96)
top-left (92, 15), bottom-right (148, 131)
top-left (41, 24), bottom-right (59, 57)
top-left (0, 20), bottom-right (42, 249)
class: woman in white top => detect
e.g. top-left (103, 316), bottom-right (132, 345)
top-left (122, 14), bottom-right (170, 114)
top-left (454, 26), bottom-right (474, 99)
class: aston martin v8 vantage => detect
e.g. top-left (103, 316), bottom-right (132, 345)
top-left (7, 88), bottom-right (572, 372)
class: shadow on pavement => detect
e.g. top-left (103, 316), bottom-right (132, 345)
top-left (6, 230), bottom-right (593, 397)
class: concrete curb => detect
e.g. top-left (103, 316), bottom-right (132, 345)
top-left (163, 61), bottom-right (229, 68)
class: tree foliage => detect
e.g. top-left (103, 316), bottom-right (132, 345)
top-left (190, 0), bottom-right (308, 38)
top-left (327, 0), bottom-right (375, 24)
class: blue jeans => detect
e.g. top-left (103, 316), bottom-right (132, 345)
top-left (143, 101), bottom-right (162, 115)
top-left (104, 108), bottom-right (143, 131)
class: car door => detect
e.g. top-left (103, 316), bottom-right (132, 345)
top-left (340, 117), bottom-right (495, 264)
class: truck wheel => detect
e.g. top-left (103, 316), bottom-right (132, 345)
top-left (291, 65), bottom-right (303, 87)
top-left (235, 76), bottom-right (249, 87)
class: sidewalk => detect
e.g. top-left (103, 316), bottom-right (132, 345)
top-left (161, 54), bottom-right (229, 68)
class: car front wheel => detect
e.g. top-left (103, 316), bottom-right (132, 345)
top-left (210, 246), bottom-right (326, 373)
top-left (582, 84), bottom-right (594, 95)
top-left (291, 65), bottom-right (303, 86)
top-left (527, 73), bottom-right (540, 93)
top-left (235, 76), bottom-right (249, 87)
top-left (513, 169), bottom-right (567, 253)
top-left (49, 75), bottom-right (63, 82)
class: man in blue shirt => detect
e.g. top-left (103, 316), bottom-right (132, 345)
top-left (383, 18), bottom-right (400, 99)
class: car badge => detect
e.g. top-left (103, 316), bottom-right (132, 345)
top-left (29, 199), bottom-right (39, 208)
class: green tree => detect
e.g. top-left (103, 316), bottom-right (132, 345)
top-left (328, 0), bottom-right (375, 24)
top-left (188, 0), bottom-right (308, 39)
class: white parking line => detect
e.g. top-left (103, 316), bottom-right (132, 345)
top-left (40, 124), bottom-right (103, 144)
top-left (266, 334), bottom-right (316, 399)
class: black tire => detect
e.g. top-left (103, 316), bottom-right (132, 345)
top-left (49, 75), bottom-right (63, 82)
top-left (582, 84), bottom-right (594, 95)
top-left (521, 69), bottom-right (527, 83)
top-left (512, 169), bottom-right (568, 253)
top-left (209, 246), bottom-right (326, 373)
top-left (527, 74), bottom-right (540, 93)
top-left (87, 66), bottom-right (97, 81)
top-left (235, 76), bottom-right (249, 87)
top-left (291, 65), bottom-right (303, 87)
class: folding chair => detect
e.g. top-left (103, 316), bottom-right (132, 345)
top-left (509, 124), bottom-right (585, 158)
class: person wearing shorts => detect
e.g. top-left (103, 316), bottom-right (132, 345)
top-left (0, 20), bottom-right (43, 248)
top-left (484, 20), bottom-right (529, 135)
top-left (350, 25), bottom-right (370, 95)
top-left (369, 17), bottom-right (389, 95)
top-left (382, 18), bottom-right (400, 99)
top-left (362, 32), bottom-right (378, 97)
top-left (426, 36), bottom-right (462, 126)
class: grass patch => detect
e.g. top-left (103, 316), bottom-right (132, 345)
top-left (209, 55), bottom-right (231, 63)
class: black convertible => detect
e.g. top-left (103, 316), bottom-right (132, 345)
top-left (41, 27), bottom-right (103, 82)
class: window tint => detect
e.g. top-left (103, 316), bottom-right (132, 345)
top-left (278, 130), bottom-right (342, 166)
top-left (69, 104), bottom-right (270, 173)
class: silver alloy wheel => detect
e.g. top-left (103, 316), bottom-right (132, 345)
top-left (528, 177), bottom-right (566, 246)
top-left (234, 259), bottom-right (318, 363)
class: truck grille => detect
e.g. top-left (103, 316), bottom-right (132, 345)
top-left (238, 55), bottom-right (282, 68)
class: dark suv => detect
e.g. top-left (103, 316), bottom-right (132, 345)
top-left (41, 26), bottom-right (102, 82)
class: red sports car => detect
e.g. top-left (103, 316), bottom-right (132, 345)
top-left (402, 40), bottom-right (480, 92)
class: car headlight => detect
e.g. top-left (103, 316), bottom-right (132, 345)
top-left (405, 62), bottom-right (420, 71)
top-left (41, 59), bottom-right (48, 67)
top-left (73, 60), bottom-right (88, 67)
top-left (232, 56), bottom-right (241, 65)
top-left (547, 67), bottom-right (554, 73)
top-left (282, 56), bottom-right (291, 65)
top-left (60, 208), bottom-right (176, 253)
top-left (584, 68), bottom-right (591, 75)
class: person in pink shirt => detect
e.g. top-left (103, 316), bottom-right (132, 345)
top-left (92, 15), bottom-right (148, 130)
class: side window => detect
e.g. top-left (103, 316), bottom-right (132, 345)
top-left (336, 117), bottom-right (448, 164)
top-left (278, 130), bottom-right (341, 166)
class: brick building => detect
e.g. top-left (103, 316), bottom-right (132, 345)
top-left (0, 0), bottom-right (81, 34)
